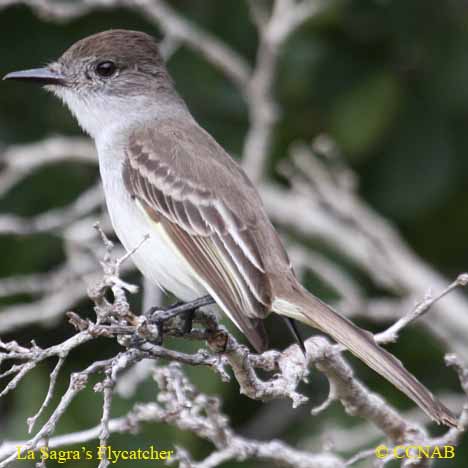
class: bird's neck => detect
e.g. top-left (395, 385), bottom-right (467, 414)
top-left (57, 87), bottom-right (190, 142)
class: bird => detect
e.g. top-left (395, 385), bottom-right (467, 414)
top-left (3, 29), bottom-right (457, 427)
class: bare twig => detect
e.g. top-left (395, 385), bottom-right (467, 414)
top-left (96, 369), bottom-right (114, 468)
top-left (375, 273), bottom-right (468, 344)
top-left (27, 355), bottom-right (67, 433)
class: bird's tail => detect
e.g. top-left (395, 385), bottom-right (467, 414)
top-left (272, 285), bottom-right (457, 427)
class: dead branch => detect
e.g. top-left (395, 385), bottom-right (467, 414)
top-left (0, 228), bottom-right (466, 467)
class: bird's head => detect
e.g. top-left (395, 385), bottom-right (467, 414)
top-left (3, 30), bottom-right (181, 138)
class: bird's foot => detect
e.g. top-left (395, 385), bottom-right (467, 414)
top-left (145, 295), bottom-right (215, 343)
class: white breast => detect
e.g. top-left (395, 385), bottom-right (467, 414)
top-left (96, 137), bottom-right (207, 302)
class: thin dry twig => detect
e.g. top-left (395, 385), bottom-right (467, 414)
top-left (27, 355), bottom-right (68, 433)
top-left (375, 273), bottom-right (468, 344)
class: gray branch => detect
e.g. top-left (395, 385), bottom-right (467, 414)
top-left (0, 231), bottom-right (466, 467)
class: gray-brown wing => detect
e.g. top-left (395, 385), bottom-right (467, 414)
top-left (122, 119), bottom-right (276, 352)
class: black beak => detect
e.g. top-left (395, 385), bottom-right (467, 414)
top-left (3, 67), bottom-right (65, 86)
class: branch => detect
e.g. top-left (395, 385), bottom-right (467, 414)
top-left (142, 0), bottom-right (250, 88)
top-left (260, 141), bottom-right (468, 357)
top-left (242, 0), bottom-right (328, 181)
top-left (375, 273), bottom-right (468, 344)
top-left (0, 363), bottom-right (345, 468)
top-left (0, 227), bottom-right (466, 467)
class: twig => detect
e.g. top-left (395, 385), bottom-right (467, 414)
top-left (96, 368), bottom-right (114, 468)
top-left (143, 0), bottom-right (250, 88)
top-left (27, 355), bottom-right (68, 433)
top-left (242, 0), bottom-right (328, 181)
top-left (376, 273), bottom-right (468, 344)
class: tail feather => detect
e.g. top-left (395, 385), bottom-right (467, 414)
top-left (273, 287), bottom-right (457, 427)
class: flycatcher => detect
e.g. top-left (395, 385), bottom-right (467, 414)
top-left (4, 30), bottom-right (456, 427)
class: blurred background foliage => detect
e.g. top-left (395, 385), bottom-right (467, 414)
top-left (0, 0), bottom-right (467, 466)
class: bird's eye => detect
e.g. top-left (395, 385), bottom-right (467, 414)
top-left (95, 61), bottom-right (117, 78)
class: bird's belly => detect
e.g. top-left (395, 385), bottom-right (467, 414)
top-left (102, 174), bottom-right (206, 302)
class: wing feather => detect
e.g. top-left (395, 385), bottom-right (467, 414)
top-left (122, 120), bottom-right (276, 352)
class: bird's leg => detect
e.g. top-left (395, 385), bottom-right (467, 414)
top-left (147, 295), bottom-right (215, 341)
top-left (181, 309), bottom-right (195, 334)
top-left (144, 301), bottom-right (184, 319)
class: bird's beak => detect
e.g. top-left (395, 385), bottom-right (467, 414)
top-left (3, 67), bottom-right (65, 86)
